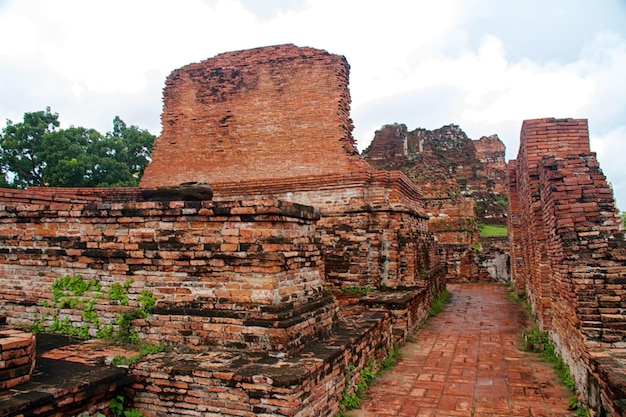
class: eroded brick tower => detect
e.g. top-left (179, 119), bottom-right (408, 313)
top-left (141, 44), bottom-right (441, 290)
top-left (140, 44), bottom-right (369, 187)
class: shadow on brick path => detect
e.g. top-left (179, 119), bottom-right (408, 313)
top-left (351, 283), bottom-right (577, 417)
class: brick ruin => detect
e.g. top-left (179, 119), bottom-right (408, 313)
top-left (363, 123), bottom-right (509, 282)
top-left (508, 118), bottom-right (626, 416)
top-left (0, 329), bottom-right (36, 390)
top-left (0, 192), bottom-right (334, 353)
top-left (141, 44), bottom-right (440, 291)
top-left (140, 45), bottom-right (369, 187)
top-left (1, 43), bottom-right (624, 417)
top-left (0, 44), bottom-right (444, 417)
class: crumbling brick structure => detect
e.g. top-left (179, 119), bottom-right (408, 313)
top-left (141, 44), bottom-right (440, 291)
top-left (363, 123), bottom-right (509, 282)
top-left (0, 329), bottom-right (35, 390)
top-left (0, 45), bottom-right (444, 417)
top-left (0, 187), bottom-right (333, 354)
top-left (508, 118), bottom-right (626, 416)
top-left (140, 44), bottom-right (369, 187)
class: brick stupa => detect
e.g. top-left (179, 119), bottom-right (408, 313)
top-left (141, 44), bottom-right (439, 290)
top-left (140, 44), bottom-right (370, 187)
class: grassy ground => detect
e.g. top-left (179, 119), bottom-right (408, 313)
top-left (479, 224), bottom-right (507, 237)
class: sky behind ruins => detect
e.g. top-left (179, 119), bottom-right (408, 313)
top-left (1, 0), bottom-right (625, 207)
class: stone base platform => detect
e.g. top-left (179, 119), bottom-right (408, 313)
top-left (144, 293), bottom-right (339, 355)
top-left (129, 308), bottom-right (393, 417)
top-left (129, 286), bottom-right (443, 417)
top-left (0, 334), bottom-right (134, 417)
top-left (0, 285), bottom-right (445, 417)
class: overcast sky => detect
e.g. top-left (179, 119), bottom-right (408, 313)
top-left (1, 0), bottom-right (625, 207)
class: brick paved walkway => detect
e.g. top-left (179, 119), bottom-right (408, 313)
top-left (352, 283), bottom-right (576, 417)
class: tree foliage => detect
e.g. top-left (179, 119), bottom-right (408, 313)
top-left (0, 108), bottom-right (155, 188)
top-left (0, 107), bottom-right (59, 188)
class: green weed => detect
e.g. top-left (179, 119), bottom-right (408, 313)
top-left (108, 280), bottom-right (132, 306)
top-left (31, 274), bottom-right (155, 345)
top-left (523, 325), bottom-right (587, 415)
top-left (428, 289), bottom-right (451, 318)
top-left (337, 343), bottom-right (402, 416)
top-left (107, 395), bottom-right (145, 417)
top-left (111, 343), bottom-right (164, 366)
top-left (137, 290), bottom-right (156, 317)
top-left (379, 343), bottom-right (401, 371)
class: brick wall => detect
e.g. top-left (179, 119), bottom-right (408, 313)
top-left (362, 123), bottom-right (508, 283)
top-left (424, 197), bottom-right (477, 246)
top-left (128, 308), bottom-right (393, 417)
top-left (0, 191), bottom-right (335, 354)
top-left (508, 117), bottom-right (626, 415)
top-left (140, 44), bottom-right (369, 188)
top-left (0, 187), bottom-right (143, 205)
top-left (507, 159), bottom-right (525, 295)
top-left (139, 44), bottom-right (439, 291)
top-left (512, 118), bottom-right (591, 328)
top-left (210, 171), bottom-right (439, 290)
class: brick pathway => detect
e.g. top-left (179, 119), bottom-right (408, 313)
top-left (352, 283), bottom-right (576, 417)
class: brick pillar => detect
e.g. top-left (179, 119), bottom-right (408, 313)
top-left (511, 118), bottom-right (591, 329)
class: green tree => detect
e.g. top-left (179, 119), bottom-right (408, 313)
top-left (106, 116), bottom-right (155, 180)
top-left (0, 107), bottom-right (59, 188)
top-left (39, 126), bottom-right (102, 186)
top-left (0, 109), bottom-right (155, 188)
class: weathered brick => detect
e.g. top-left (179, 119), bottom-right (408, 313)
top-left (0, 44), bottom-right (449, 417)
top-left (509, 117), bottom-right (626, 415)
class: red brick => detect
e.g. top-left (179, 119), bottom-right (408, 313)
top-left (509, 117), bottom-right (626, 415)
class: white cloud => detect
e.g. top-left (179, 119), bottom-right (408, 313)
top-left (590, 125), bottom-right (626, 210)
top-left (357, 33), bottom-right (596, 127)
top-left (0, 14), bottom-right (37, 56)
top-left (0, 0), bottom-right (625, 207)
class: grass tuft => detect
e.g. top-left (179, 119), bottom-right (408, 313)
top-left (428, 289), bottom-right (451, 317)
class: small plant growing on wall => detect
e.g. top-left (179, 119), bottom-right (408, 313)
top-left (340, 285), bottom-right (374, 295)
top-left (30, 274), bottom-right (155, 345)
top-left (337, 344), bottom-right (402, 417)
top-left (95, 395), bottom-right (146, 417)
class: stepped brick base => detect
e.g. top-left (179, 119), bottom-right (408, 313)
top-left (0, 330), bottom-right (35, 390)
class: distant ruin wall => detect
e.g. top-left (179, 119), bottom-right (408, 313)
top-left (140, 44), bottom-right (369, 188)
top-left (473, 134), bottom-right (508, 197)
top-left (363, 123), bottom-right (508, 282)
top-left (362, 123), bottom-right (508, 217)
top-left (508, 117), bottom-right (626, 415)
top-left (424, 197), bottom-right (477, 246)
